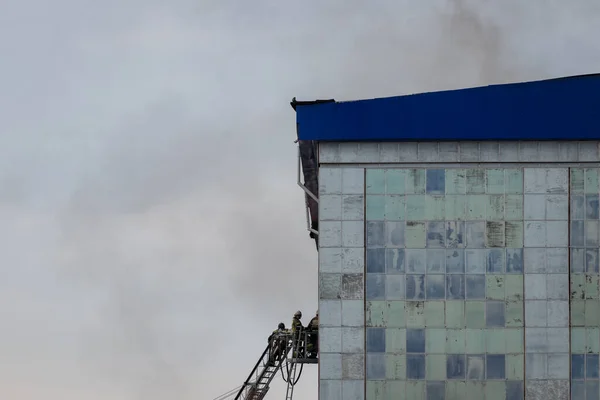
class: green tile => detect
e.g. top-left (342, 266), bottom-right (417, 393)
top-left (504, 195), bottom-right (523, 220)
top-left (571, 168), bottom-right (585, 193)
top-left (465, 301), bottom-right (486, 328)
top-left (486, 275), bottom-right (505, 300)
top-left (406, 169), bottom-right (426, 194)
top-left (367, 195), bottom-right (386, 220)
top-left (386, 328), bottom-right (406, 354)
top-left (446, 169), bottom-right (467, 194)
top-left (426, 354), bottom-right (446, 380)
top-left (571, 327), bottom-right (586, 353)
top-left (486, 329), bottom-right (506, 353)
top-left (445, 381), bottom-right (466, 400)
top-left (465, 329), bottom-right (486, 354)
top-left (405, 381), bottom-right (425, 400)
top-left (386, 169), bottom-right (407, 195)
top-left (367, 169), bottom-right (386, 194)
top-left (385, 195), bottom-right (406, 220)
top-left (505, 328), bottom-right (524, 353)
top-left (587, 328), bottom-right (600, 353)
top-left (465, 382), bottom-right (485, 400)
top-left (505, 301), bottom-right (524, 327)
top-left (572, 300), bottom-right (586, 326)
top-left (445, 195), bottom-right (466, 220)
top-left (406, 195), bottom-right (425, 220)
top-left (486, 195), bottom-right (505, 220)
top-left (586, 274), bottom-right (600, 300)
top-left (387, 301), bottom-right (406, 328)
top-left (506, 354), bottom-right (524, 379)
top-left (445, 301), bottom-right (465, 328)
top-left (466, 195), bottom-right (486, 219)
top-left (486, 169), bottom-right (505, 194)
top-left (505, 169), bottom-right (523, 194)
top-left (586, 300), bottom-right (600, 325)
top-left (425, 196), bottom-right (445, 220)
top-left (367, 301), bottom-right (388, 327)
top-left (426, 328), bottom-right (446, 353)
top-left (504, 275), bottom-right (523, 301)
top-left (425, 301), bottom-right (445, 327)
top-left (485, 381), bottom-right (505, 400)
top-left (405, 222), bottom-right (426, 248)
top-left (385, 381), bottom-right (406, 400)
top-left (446, 329), bottom-right (466, 353)
top-left (504, 222), bottom-right (524, 247)
top-left (405, 301), bottom-right (425, 327)
top-left (585, 168), bottom-right (600, 194)
top-left (367, 380), bottom-right (385, 400)
top-left (572, 275), bottom-right (586, 300)
top-left (466, 169), bottom-right (486, 194)
top-left (385, 354), bottom-right (406, 379)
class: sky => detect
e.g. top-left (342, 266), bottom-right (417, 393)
top-left (0, 0), bottom-right (599, 399)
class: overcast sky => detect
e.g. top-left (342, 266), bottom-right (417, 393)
top-left (0, 0), bottom-right (599, 399)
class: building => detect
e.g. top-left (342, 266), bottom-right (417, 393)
top-left (292, 73), bottom-right (600, 400)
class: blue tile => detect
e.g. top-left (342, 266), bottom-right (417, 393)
top-left (485, 301), bottom-right (505, 327)
top-left (466, 355), bottom-right (485, 380)
top-left (406, 328), bottom-right (426, 353)
top-left (573, 195), bottom-right (586, 219)
top-left (446, 275), bottom-right (465, 299)
top-left (465, 221), bottom-right (485, 248)
top-left (426, 275), bottom-right (445, 299)
top-left (486, 354), bottom-right (505, 379)
top-left (367, 328), bottom-right (386, 352)
top-left (487, 249), bottom-right (505, 273)
top-left (446, 354), bottom-right (466, 379)
top-left (587, 354), bottom-right (600, 379)
top-left (367, 221), bottom-right (385, 247)
top-left (571, 381), bottom-right (585, 400)
top-left (367, 353), bottom-right (386, 380)
top-left (426, 249), bottom-right (446, 273)
top-left (366, 274), bottom-right (386, 300)
top-left (506, 381), bottom-right (524, 400)
top-left (427, 221), bottom-right (446, 248)
top-left (446, 249), bottom-right (465, 274)
top-left (572, 354), bottom-right (585, 379)
top-left (367, 248), bottom-right (385, 273)
top-left (587, 221), bottom-right (600, 247)
top-left (572, 248), bottom-right (586, 273)
top-left (506, 248), bottom-right (524, 274)
top-left (446, 221), bottom-right (465, 248)
top-left (586, 382), bottom-right (599, 400)
top-left (586, 249), bottom-right (600, 273)
top-left (466, 275), bottom-right (485, 299)
top-left (572, 221), bottom-right (585, 247)
top-left (407, 354), bottom-right (426, 379)
top-left (586, 194), bottom-right (599, 219)
top-left (427, 169), bottom-right (446, 194)
top-left (465, 249), bottom-right (485, 273)
top-left (426, 381), bottom-right (445, 400)
top-left (386, 221), bottom-right (405, 247)
top-left (406, 274), bottom-right (425, 300)
top-left (386, 249), bottom-right (406, 274)
top-left (406, 249), bottom-right (426, 273)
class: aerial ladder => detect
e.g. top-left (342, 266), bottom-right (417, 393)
top-left (232, 330), bottom-right (318, 400)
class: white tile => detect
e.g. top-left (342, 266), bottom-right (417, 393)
top-left (545, 168), bottom-right (569, 194)
top-left (546, 221), bottom-right (568, 247)
top-left (539, 142), bottom-right (560, 160)
top-left (320, 248), bottom-right (343, 273)
top-left (380, 143), bottom-right (400, 162)
top-left (546, 274), bottom-right (569, 300)
top-left (320, 221), bottom-right (342, 247)
top-left (342, 221), bottom-right (364, 247)
top-left (499, 142), bottom-right (520, 161)
top-left (355, 143), bottom-right (380, 163)
top-left (398, 143), bottom-right (418, 162)
top-left (525, 274), bottom-right (547, 300)
top-left (480, 142), bottom-right (500, 161)
top-left (342, 380), bottom-right (365, 400)
top-left (545, 195), bottom-right (568, 220)
top-left (547, 300), bottom-right (569, 327)
top-left (320, 353), bottom-right (343, 379)
top-left (342, 195), bottom-right (364, 220)
top-left (339, 143), bottom-right (360, 163)
top-left (524, 169), bottom-right (546, 194)
top-left (520, 142), bottom-right (541, 161)
top-left (526, 353), bottom-right (548, 379)
top-left (342, 327), bottom-right (364, 353)
top-left (342, 300), bottom-right (364, 327)
top-left (547, 328), bottom-right (569, 352)
top-left (545, 248), bottom-right (568, 273)
top-left (525, 328), bottom-right (548, 353)
top-left (578, 141), bottom-right (600, 161)
top-left (459, 142), bottom-right (480, 162)
top-left (320, 300), bottom-right (342, 327)
top-left (342, 353), bottom-right (365, 379)
top-left (320, 143), bottom-right (341, 163)
top-left (342, 168), bottom-right (364, 194)
top-left (438, 142), bottom-right (459, 162)
top-left (524, 221), bottom-right (546, 247)
top-left (342, 248), bottom-right (364, 273)
top-left (320, 195), bottom-right (342, 220)
top-left (524, 248), bottom-right (546, 273)
top-left (525, 300), bottom-right (548, 327)
top-left (320, 380), bottom-right (342, 400)
top-left (320, 168), bottom-right (342, 194)
top-left (320, 328), bottom-right (342, 353)
top-left (417, 142), bottom-right (439, 162)
top-left (547, 354), bottom-right (570, 379)
top-left (559, 142), bottom-right (579, 161)
top-left (524, 195), bottom-right (546, 220)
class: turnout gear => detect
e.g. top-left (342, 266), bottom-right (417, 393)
top-left (306, 310), bottom-right (319, 358)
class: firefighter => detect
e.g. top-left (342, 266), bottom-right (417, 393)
top-left (306, 310), bottom-right (319, 358)
top-left (268, 323), bottom-right (288, 362)
top-left (291, 311), bottom-right (305, 358)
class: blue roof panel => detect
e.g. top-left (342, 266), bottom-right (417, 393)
top-left (295, 74), bottom-right (600, 141)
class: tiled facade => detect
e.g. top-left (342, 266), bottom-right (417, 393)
top-left (317, 141), bottom-right (600, 400)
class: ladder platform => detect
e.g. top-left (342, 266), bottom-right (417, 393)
top-left (290, 358), bottom-right (318, 364)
